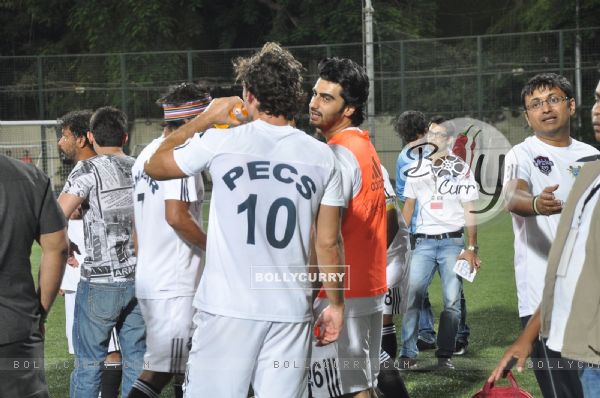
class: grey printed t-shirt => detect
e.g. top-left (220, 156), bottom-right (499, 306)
top-left (63, 154), bottom-right (137, 282)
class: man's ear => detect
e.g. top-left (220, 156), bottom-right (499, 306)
top-left (568, 98), bottom-right (576, 116)
top-left (86, 131), bottom-right (95, 145)
top-left (343, 105), bottom-right (356, 119)
top-left (122, 133), bottom-right (129, 146)
top-left (523, 111), bottom-right (532, 129)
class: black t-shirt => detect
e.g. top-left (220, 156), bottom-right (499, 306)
top-left (0, 154), bottom-right (66, 344)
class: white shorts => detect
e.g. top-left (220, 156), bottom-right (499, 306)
top-left (138, 296), bottom-right (196, 373)
top-left (64, 291), bottom-right (120, 355)
top-left (184, 311), bottom-right (310, 398)
top-left (309, 300), bottom-right (383, 397)
top-left (383, 287), bottom-right (403, 316)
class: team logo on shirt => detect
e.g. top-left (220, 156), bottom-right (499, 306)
top-left (568, 165), bottom-right (582, 177)
top-left (533, 156), bottom-right (554, 176)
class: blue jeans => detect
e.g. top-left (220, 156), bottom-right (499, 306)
top-left (401, 237), bottom-right (463, 358)
top-left (580, 367), bottom-right (600, 397)
top-left (418, 286), bottom-right (470, 344)
top-left (70, 280), bottom-right (146, 398)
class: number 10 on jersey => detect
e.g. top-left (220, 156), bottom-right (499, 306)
top-left (237, 194), bottom-right (297, 249)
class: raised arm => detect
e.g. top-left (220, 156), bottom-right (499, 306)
top-left (145, 97), bottom-right (243, 180)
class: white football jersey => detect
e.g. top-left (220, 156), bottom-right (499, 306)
top-left (60, 219), bottom-right (86, 291)
top-left (132, 135), bottom-right (204, 299)
top-left (503, 135), bottom-right (599, 316)
top-left (173, 120), bottom-right (344, 322)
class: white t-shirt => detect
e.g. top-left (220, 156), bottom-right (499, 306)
top-left (547, 175), bottom-right (600, 352)
top-left (382, 166), bottom-right (410, 288)
top-left (173, 120), bottom-right (344, 322)
top-left (60, 219), bottom-right (86, 292)
top-left (132, 136), bottom-right (204, 299)
top-left (404, 155), bottom-right (479, 234)
top-left (503, 135), bottom-right (599, 317)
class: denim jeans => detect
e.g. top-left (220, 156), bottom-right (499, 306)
top-left (580, 367), bottom-right (600, 398)
top-left (401, 237), bottom-right (463, 358)
top-left (418, 289), bottom-right (470, 344)
top-left (70, 279), bottom-right (146, 398)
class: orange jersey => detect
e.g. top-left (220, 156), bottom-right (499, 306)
top-left (321, 128), bottom-right (387, 298)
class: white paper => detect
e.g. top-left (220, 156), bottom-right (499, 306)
top-left (454, 258), bottom-right (477, 282)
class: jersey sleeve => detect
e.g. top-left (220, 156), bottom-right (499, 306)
top-left (330, 144), bottom-right (362, 205)
top-left (320, 157), bottom-right (345, 207)
top-left (381, 165), bottom-right (397, 209)
top-left (62, 161), bottom-right (93, 199)
top-left (162, 175), bottom-right (198, 203)
top-left (403, 165), bottom-right (418, 200)
top-left (503, 146), bottom-right (530, 185)
top-left (460, 171), bottom-right (480, 203)
top-left (173, 129), bottom-right (222, 176)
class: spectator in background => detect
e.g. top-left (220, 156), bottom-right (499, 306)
top-left (20, 149), bottom-right (33, 164)
top-left (400, 120), bottom-right (480, 370)
top-left (0, 153), bottom-right (68, 398)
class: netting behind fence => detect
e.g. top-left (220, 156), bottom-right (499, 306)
top-left (2, 28), bottom-right (599, 182)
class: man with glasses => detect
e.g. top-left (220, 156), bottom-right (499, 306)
top-left (399, 120), bottom-right (480, 370)
top-left (502, 73), bottom-right (598, 397)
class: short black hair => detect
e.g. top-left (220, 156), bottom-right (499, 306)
top-left (521, 73), bottom-right (574, 109)
top-left (233, 42), bottom-right (305, 120)
top-left (90, 106), bottom-right (127, 147)
top-left (156, 82), bottom-right (211, 128)
top-left (393, 110), bottom-right (428, 142)
top-left (429, 115), bottom-right (447, 125)
top-left (58, 110), bottom-right (93, 138)
top-left (317, 57), bottom-right (369, 126)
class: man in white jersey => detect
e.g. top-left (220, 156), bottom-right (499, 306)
top-left (503, 73), bottom-right (599, 397)
top-left (128, 83), bottom-right (209, 398)
top-left (57, 110), bottom-right (123, 398)
top-left (491, 79), bottom-right (600, 397)
top-left (144, 43), bottom-right (345, 398)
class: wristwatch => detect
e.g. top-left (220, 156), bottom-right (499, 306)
top-left (465, 245), bottom-right (479, 254)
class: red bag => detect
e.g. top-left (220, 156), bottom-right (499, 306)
top-left (471, 372), bottom-right (534, 397)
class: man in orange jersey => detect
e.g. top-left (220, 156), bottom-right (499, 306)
top-left (308, 57), bottom-right (408, 398)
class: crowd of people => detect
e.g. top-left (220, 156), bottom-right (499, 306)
top-left (1, 41), bottom-right (600, 398)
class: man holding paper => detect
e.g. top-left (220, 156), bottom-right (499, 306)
top-left (399, 120), bottom-right (480, 370)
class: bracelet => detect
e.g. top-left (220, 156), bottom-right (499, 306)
top-left (532, 195), bottom-right (541, 215)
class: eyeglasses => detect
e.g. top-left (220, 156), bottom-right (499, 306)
top-left (525, 95), bottom-right (569, 111)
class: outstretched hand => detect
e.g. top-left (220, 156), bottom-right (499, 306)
top-left (536, 184), bottom-right (563, 216)
top-left (488, 337), bottom-right (533, 383)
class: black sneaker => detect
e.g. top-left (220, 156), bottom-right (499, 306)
top-left (416, 337), bottom-right (437, 351)
top-left (454, 341), bottom-right (468, 356)
top-left (396, 356), bottom-right (418, 371)
top-left (436, 357), bottom-right (455, 370)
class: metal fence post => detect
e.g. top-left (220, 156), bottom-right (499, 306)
top-left (120, 54), bottom-right (128, 116)
top-left (37, 56), bottom-right (47, 173)
top-left (400, 41), bottom-right (406, 112)
top-left (477, 36), bottom-right (483, 118)
top-left (559, 30), bottom-right (564, 75)
top-left (187, 51), bottom-right (193, 82)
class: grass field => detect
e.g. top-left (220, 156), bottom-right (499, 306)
top-left (31, 212), bottom-right (541, 397)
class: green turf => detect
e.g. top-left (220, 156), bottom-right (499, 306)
top-left (32, 212), bottom-right (541, 397)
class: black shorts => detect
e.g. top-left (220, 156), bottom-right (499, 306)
top-left (0, 330), bottom-right (49, 398)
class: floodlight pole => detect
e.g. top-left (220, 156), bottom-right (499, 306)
top-left (364, 0), bottom-right (375, 141)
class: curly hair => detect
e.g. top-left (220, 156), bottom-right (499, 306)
top-left (521, 73), bottom-right (574, 109)
top-left (90, 106), bottom-right (128, 147)
top-left (317, 57), bottom-right (369, 126)
top-left (233, 42), bottom-right (305, 120)
top-left (58, 110), bottom-right (93, 138)
top-left (393, 110), bottom-right (427, 143)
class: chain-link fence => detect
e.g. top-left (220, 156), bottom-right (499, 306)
top-left (1, 28), bottom-right (599, 188)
